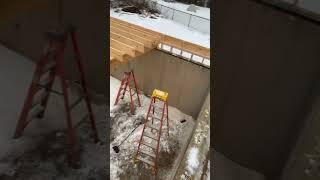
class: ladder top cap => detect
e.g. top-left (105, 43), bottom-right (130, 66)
top-left (152, 89), bottom-right (168, 101)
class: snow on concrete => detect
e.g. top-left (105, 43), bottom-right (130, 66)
top-left (207, 160), bottom-right (210, 180)
top-left (110, 75), bottom-right (195, 179)
top-left (110, 9), bottom-right (210, 48)
top-left (187, 147), bottom-right (200, 175)
top-left (153, 0), bottom-right (210, 19)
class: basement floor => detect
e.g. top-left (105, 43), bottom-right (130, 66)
top-left (110, 76), bottom-right (195, 180)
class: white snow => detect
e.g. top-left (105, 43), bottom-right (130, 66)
top-left (153, 0), bottom-right (210, 19)
top-left (187, 147), bottom-right (200, 174)
top-left (110, 9), bottom-right (210, 48)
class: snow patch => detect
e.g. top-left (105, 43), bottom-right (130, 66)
top-left (187, 147), bottom-right (199, 174)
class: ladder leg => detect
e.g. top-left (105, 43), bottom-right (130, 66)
top-left (59, 75), bottom-right (78, 165)
top-left (152, 98), bottom-right (155, 124)
top-left (70, 30), bottom-right (99, 142)
top-left (37, 69), bottom-right (56, 118)
top-left (55, 40), bottom-right (79, 165)
top-left (127, 75), bottom-right (135, 114)
top-left (135, 98), bottom-right (153, 160)
top-left (131, 70), bottom-right (141, 107)
top-left (166, 100), bottom-right (169, 137)
top-left (14, 65), bottom-right (42, 138)
top-left (114, 76), bottom-right (125, 105)
top-left (121, 74), bottom-right (129, 99)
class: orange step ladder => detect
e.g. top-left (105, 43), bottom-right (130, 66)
top-left (114, 70), bottom-right (141, 114)
top-left (135, 89), bottom-right (169, 177)
top-left (13, 26), bottom-right (99, 166)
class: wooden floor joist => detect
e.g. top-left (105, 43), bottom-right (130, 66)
top-left (110, 17), bottom-right (211, 68)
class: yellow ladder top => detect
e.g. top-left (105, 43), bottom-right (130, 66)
top-left (152, 89), bottom-right (168, 101)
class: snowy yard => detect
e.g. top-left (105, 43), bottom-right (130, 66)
top-left (110, 76), bottom-right (195, 179)
top-left (153, 0), bottom-right (210, 19)
top-left (110, 9), bottom-right (210, 48)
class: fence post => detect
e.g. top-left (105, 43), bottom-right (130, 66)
top-left (188, 15), bottom-right (192, 27)
top-left (172, 9), bottom-right (175, 20)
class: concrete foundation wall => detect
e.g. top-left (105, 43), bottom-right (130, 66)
top-left (0, 0), bottom-right (106, 95)
top-left (111, 50), bottom-right (210, 118)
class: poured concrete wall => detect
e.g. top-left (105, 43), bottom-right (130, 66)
top-left (111, 50), bottom-right (210, 118)
top-left (213, 0), bottom-right (320, 179)
top-left (0, 0), bottom-right (106, 95)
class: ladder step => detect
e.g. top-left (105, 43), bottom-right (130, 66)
top-left (136, 156), bottom-right (155, 166)
top-left (139, 149), bottom-right (156, 158)
top-left (141, 140), bottom-right (157, 149)
top-left (146, 121), bottom-right (160, 131)
top-left (43, 61), bottom-right (56, 73)
top-left (32, 91), bottom-right (48, 108)
top-left (30, 104), bottom-right (44, 118)
top-left (143, 131), bottom-right (158, 140)
top-left (148, 114), bottom-right (161, 121)
top-left (69, 96), bottom-right (83, 110)
top-left (151, 104), bottom-right (164, 110)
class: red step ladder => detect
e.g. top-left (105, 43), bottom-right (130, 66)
top-left (114, 70), bottom-right (141, 114)
top-left (134, 89), bottom-right (169, 177)
top-left (13, 26), bottom-right (99, 166)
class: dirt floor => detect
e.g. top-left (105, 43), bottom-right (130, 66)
top-left (110, 76), bottom-right (195, 180)
top-left (0, 104), bottom-right (108, 180)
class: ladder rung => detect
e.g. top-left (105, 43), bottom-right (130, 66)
top-left (39, 73), bottom-right (51, 85)
top-left (141, 140), bottom-right (157, 149)
top-left (143, 131), bottom-right (158, 140)
top-left (139, 149), bottom-right (156, 158)
top-left (43, 61), bottom-right (56, 72)
top-left (69, 96), bottom-right (83, 110)
top-left (30, 105), bottom-right (44, 118)
top-left (36, 84), bottom-right (63, 96)
top-left (151, 104), bottom-right (164, 110)
top-left (136, 156), bottom-right (155, 166)
top-left (146, 122), bottom-right (160, 131)
top-left (148, 114), bottom-right (161, 121)
top-left (31, 92), bottom-right (48, 108)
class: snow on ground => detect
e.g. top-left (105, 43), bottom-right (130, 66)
top-left (110, 76), bottom-right (195, 179)
top-left (187, 147), bottom-right (200, 175)
top-left (110, 9), bottom-right (210, 48)
top-left (153, 0), bottom-right (210, 19)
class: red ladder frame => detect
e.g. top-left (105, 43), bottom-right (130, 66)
top-left (114, 70), bottom-right (141, 114)
top-left (134, 96), bottom-right (169, 177)
top-left (13, 26), bottom-right (99, 166)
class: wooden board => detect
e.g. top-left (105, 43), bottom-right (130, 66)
top-left (110, 17), bottom-right (211, 69)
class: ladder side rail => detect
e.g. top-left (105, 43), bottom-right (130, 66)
top-left (154, 99), bottom-right (167, 175)
top-left (166, 100), bottom-right (169, 137)
top-left (14, 53), bottom-right (51, 138)
top-left (114, 74), bottom-right (126, 105)
top-left (70, 30), bottom-right (99, 142)
top-left (37, 67), bottom-right (56, 118)
top-left (127, 74), bottom-right (135, 114)
top-left (56, 35), bottom-right (78, 164)
top-left (135, 97), bottom-right (154, 159)
top-left (131, 70), bottom-right (141, 106)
